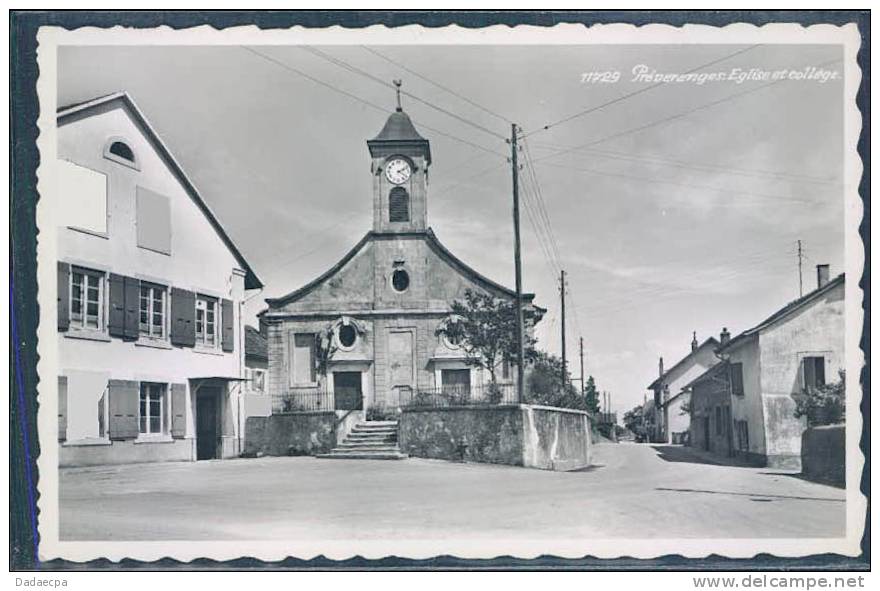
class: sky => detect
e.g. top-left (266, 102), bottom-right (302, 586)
top-left (57, 43), bottom-right (845, 416)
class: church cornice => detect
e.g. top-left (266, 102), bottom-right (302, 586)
top-left (263, 228), bottom-right (540, 310)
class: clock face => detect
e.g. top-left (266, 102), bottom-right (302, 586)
top-left (385, 158), bottom-right (412, 184)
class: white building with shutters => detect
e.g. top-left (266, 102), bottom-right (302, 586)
top-left (54, 92), bottom-right (262, 466)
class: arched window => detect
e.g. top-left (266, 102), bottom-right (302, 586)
top-left (109, 141), bottom-right (135, 162)
top-left (389, 187), bottom-right (410, 223)
top-left (103, 138), bottom-right (139, 169)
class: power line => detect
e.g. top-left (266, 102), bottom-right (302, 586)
top-left (533, 57), bottom-right (843, 164)
top-left (525, 45), bottom-right (761, 137)
top-left (360, 45), bottom-right (513, 125)
top-left (300, 45), bottom-right (507, 141)
top-left (241, 46), bottom-right (507, 159)
top-left (534, 160), bottom-right (819, 206)
top-left (527, 143), bottom-right (841, 186)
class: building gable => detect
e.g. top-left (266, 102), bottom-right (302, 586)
top-left (57, 92), bottom-right (262, 289)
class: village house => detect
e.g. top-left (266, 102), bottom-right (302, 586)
top-left (646, 334), bottom-right (720, 444)
top-left (55, 92), bottom-right (262, 466)
top-left (260, 98), bottom-right (543, 421)
top-left (242, 325), bottom-right (271, 420)
top-left (688, 266), bottom-right (845, 469)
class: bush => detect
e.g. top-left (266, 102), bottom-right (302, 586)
top-left (793, 370), bottom-right (845, 426)
top-left (366, 406), bottom-right (399, 421)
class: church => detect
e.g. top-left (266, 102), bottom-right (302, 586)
top-left (261, 96), bottom-right (543, 415)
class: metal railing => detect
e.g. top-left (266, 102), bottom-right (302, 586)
top-left (272, 387), bottom-right (334, 413)
top-left (401, 382), bottom-right (518, 408)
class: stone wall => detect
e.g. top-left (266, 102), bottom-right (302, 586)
top-left (801, 424), bottom-right (845, 487)
top-left (244, 410), bottom-right (362, 456)
top-left (399, 404), bottom-right (592, 471)
top-left (60, 438), bottom-right (194, 467)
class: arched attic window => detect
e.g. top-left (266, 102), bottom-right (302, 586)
top-left (103, 138), bottom-right (139, 169)
top-left (389, 187), bottom-right (410, 223)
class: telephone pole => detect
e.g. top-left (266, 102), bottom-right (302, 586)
top-left (560, 269), bottom-right (567, 386)
top-left (797, 239), bottom-right (804, 297)
top-left (579, 337), bottom-right (585, 396)
top-left (510, 123), bottom-right (525, 403)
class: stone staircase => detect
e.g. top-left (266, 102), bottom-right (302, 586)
top-left (317, 420), bottom-right (408, 460)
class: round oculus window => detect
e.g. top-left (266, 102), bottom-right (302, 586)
top-left (338, 324), bottom-right (357, 348)
top-left (392, 269), bottom-right (410, 292)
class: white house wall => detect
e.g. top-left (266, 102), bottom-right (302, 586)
top-left (56, 100), bottom-right (248, 464)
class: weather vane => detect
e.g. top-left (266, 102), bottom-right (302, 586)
top-left (393, 79), bottom-right (402, 111)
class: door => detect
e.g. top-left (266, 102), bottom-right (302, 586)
top-left (388, 330), bottom-right (414, 407)
top-left (703, 416), bottom-right (711, 451)
top-left (196, 393), bottom-right (218, 460)
top-left (334, 371), bottom-right (363, 411)
top-left (441, 369), bottom-right (471, 399)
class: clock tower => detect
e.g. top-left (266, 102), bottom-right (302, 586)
top-left (367, 85), bottom-right (432, 234)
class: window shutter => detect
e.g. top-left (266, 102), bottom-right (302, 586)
top-left (108, 379), bottom-right (139, 440)
top-left (57, 262), bottom-right (70, 331)
top-left (123, 276), bottom-right (140, 339)
top-left (221, 298), bottom-right (234, 352)
top-left (170, 383), bottom-right (187, 438)
top-left (170, 288), bottom-right (196, 347)
top-left (108, 273), bottom-right (126, 337)
top-left (58, 376), bottom-right (68, 442)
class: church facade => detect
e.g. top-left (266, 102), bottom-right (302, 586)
top-left (261, 104), bottom-right (543, 414)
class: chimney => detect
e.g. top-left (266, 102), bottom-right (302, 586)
top-left (816, 264), bottom-right (830, 289)
top-left (720, 327), bottom-right (730, 345)
top-left (659, 356), bottom-right (664, 377)
top-left (691, 331), bottom-right (698, 352)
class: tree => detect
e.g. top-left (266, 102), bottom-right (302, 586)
top-left (525, 351), bottom-right (587, 411)
top-left (623, 405), bottom-right (644, 433)
top-left (440, 289), bottom-right (537, 389)
top-left (583, 375), bottom-right (600, 415)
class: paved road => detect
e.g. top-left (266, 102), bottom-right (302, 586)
top-left (59, 443), bottom-right (845, 541)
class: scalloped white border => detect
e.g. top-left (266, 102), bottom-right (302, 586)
top-left (33, 21), bottom-right (865, 563)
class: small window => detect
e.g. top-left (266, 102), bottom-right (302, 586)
top-left (103, 138), bottom-right (139, 169)
top-left (729, 363), bottom-right (744, 396)
top-left (136, 187), bottom-right (171, 255)
top-left (389, 187), bottom-right (410, 222)
top-left (803, 356), bottom-right (826, 391)
top-left (195, 295), bottom-right (219, 347)
top-left (338, 324), bottom-right (357, 349)
top-left (139, 283), bottom-right (167, 339)
top-left (253, 369), bottom-right (266, 393)
top-left (392, 269), bottom-right (410, 292)
top-left (139, 382), bottom-right (167, 435)
top-left (70, 267), bottom-right (105, 331)
top-left (58, 160), bottom-right (107, 235)
top-left (109, 141), bottom-right (135, 162)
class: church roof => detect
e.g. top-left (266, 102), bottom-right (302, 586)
top-left (367, 108), bottom-right (432, 164)
top-left (371, 109), bottom-right (428, 143)
top-left (264, 229), bottom-right (539, 309)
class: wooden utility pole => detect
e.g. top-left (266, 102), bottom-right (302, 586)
top-left (797, 239), bottom-right (804, 297)
top-left (510, 123), bottom-right (525, 404)
top-left (560, 269), bottom-right (567, 386)
top-left (579, 337), bottom-right (585, 396)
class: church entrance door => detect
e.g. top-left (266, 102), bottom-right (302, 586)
top-left (333, 371), bottom-right (363, 411)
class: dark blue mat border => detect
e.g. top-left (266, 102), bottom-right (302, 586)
top-left (9, 9), bottom-right (870, 572)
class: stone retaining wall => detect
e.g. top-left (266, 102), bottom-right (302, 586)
top-left (244, 410), bottom-right (363, 456)
top-left (399, 404), bottom-right (592, 471)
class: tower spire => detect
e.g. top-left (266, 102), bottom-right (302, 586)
top-left (393, 79), bottom-right (403, 111)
